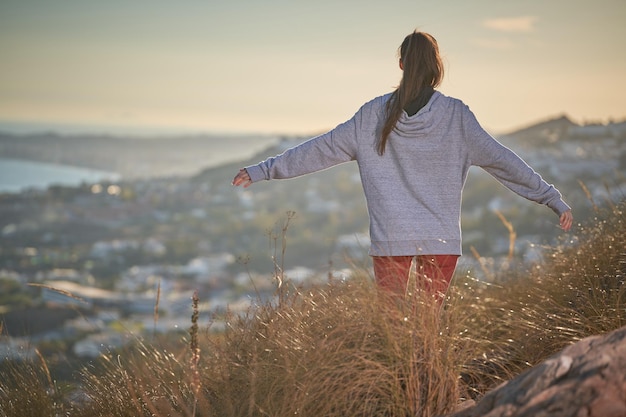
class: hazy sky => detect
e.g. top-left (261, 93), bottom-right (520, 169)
top-left (1, 0), bottom-right (625, 136)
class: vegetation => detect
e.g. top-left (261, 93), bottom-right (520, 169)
top-left (1, 201), bottom-right (624, 417)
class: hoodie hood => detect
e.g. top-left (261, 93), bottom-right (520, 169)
top-left (393, 91), bottom-right (446, 138)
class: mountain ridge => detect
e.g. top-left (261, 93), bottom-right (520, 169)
top-left (1, 114), bottom-right (625, 182)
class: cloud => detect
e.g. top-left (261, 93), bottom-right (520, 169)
top-left (482, 16), bottom-right (538, 33)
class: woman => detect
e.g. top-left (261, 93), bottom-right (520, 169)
top-left (233, 30), bottom-right (573, 299)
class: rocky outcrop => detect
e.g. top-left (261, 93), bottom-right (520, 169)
top-left (446, 325), bottom-right (626, 417)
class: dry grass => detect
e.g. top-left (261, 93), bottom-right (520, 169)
top-left (1, 202), bottom-right (624, 417)
top-left (198, 277), bottom-right (474, 417)
top-left (71, 340), bottom-right (206, 417)
top-left (456, 201), bottom-right (626, 393)
top-left (0, 348), bottom-right (67, 417)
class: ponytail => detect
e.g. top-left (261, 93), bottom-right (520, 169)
top-left (378, 31), bottom-right (444, 155)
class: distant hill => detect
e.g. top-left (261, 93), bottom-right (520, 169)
top-left (2, 114), bottom-right (625, 184)
top-left (500, 115), bottom-right (577, 145)
top-left (0, 131), bottom-right (277, 180)
top-left (500, 115), bottom-right (626, 148)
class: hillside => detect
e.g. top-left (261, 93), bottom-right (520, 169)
top-left (2, 199), bottom-right (624, 416)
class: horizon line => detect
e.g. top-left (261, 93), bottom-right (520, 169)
top-left (1, 113), bottom-right (625, 139)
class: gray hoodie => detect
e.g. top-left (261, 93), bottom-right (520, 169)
top-left (245, 91), bottom-right (571, 256)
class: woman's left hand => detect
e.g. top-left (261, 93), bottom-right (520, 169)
top-left (232, 169), bottom-right (253, 188)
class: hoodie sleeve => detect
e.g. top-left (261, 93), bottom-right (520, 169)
top-left (245, 113), bottom-right (359, 182)
top-left (463, 105), bottom-right (571, 216)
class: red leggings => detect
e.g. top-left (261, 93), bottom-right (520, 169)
top-left (372, 255), bottom-right (459, 298)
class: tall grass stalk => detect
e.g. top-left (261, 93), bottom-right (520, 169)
top-left (268, 210), bottom-right (296, 307)
top-left (190, 291), bottom-right (201, 417)
top-left (153, 279), bottom-right (161, 339)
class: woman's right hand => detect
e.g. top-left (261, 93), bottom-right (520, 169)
top-left (559, 210), bottom-right (573, 232)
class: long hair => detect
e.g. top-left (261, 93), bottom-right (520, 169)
top-left (377, 31), bottom-right (444, 155)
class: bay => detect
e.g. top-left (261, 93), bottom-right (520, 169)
top-left (0, 158), bottom-right (121, 194)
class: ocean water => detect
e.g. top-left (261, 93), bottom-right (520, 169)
top-left (0, 158), bottom-right (121, 194)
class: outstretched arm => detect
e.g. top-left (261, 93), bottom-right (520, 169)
top-left (232, 169), bottom-right (253, 188)
top-left (463, 107), bottom-right (571, 218)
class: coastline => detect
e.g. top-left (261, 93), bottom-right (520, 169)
top-left (0, 157), bottom-right (121, 194)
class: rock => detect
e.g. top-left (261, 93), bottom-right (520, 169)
top-left (445, 325), bottom-right (626, 417)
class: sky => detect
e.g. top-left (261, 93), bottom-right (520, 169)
top-left (1, 0), bottom-right (625, 137)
